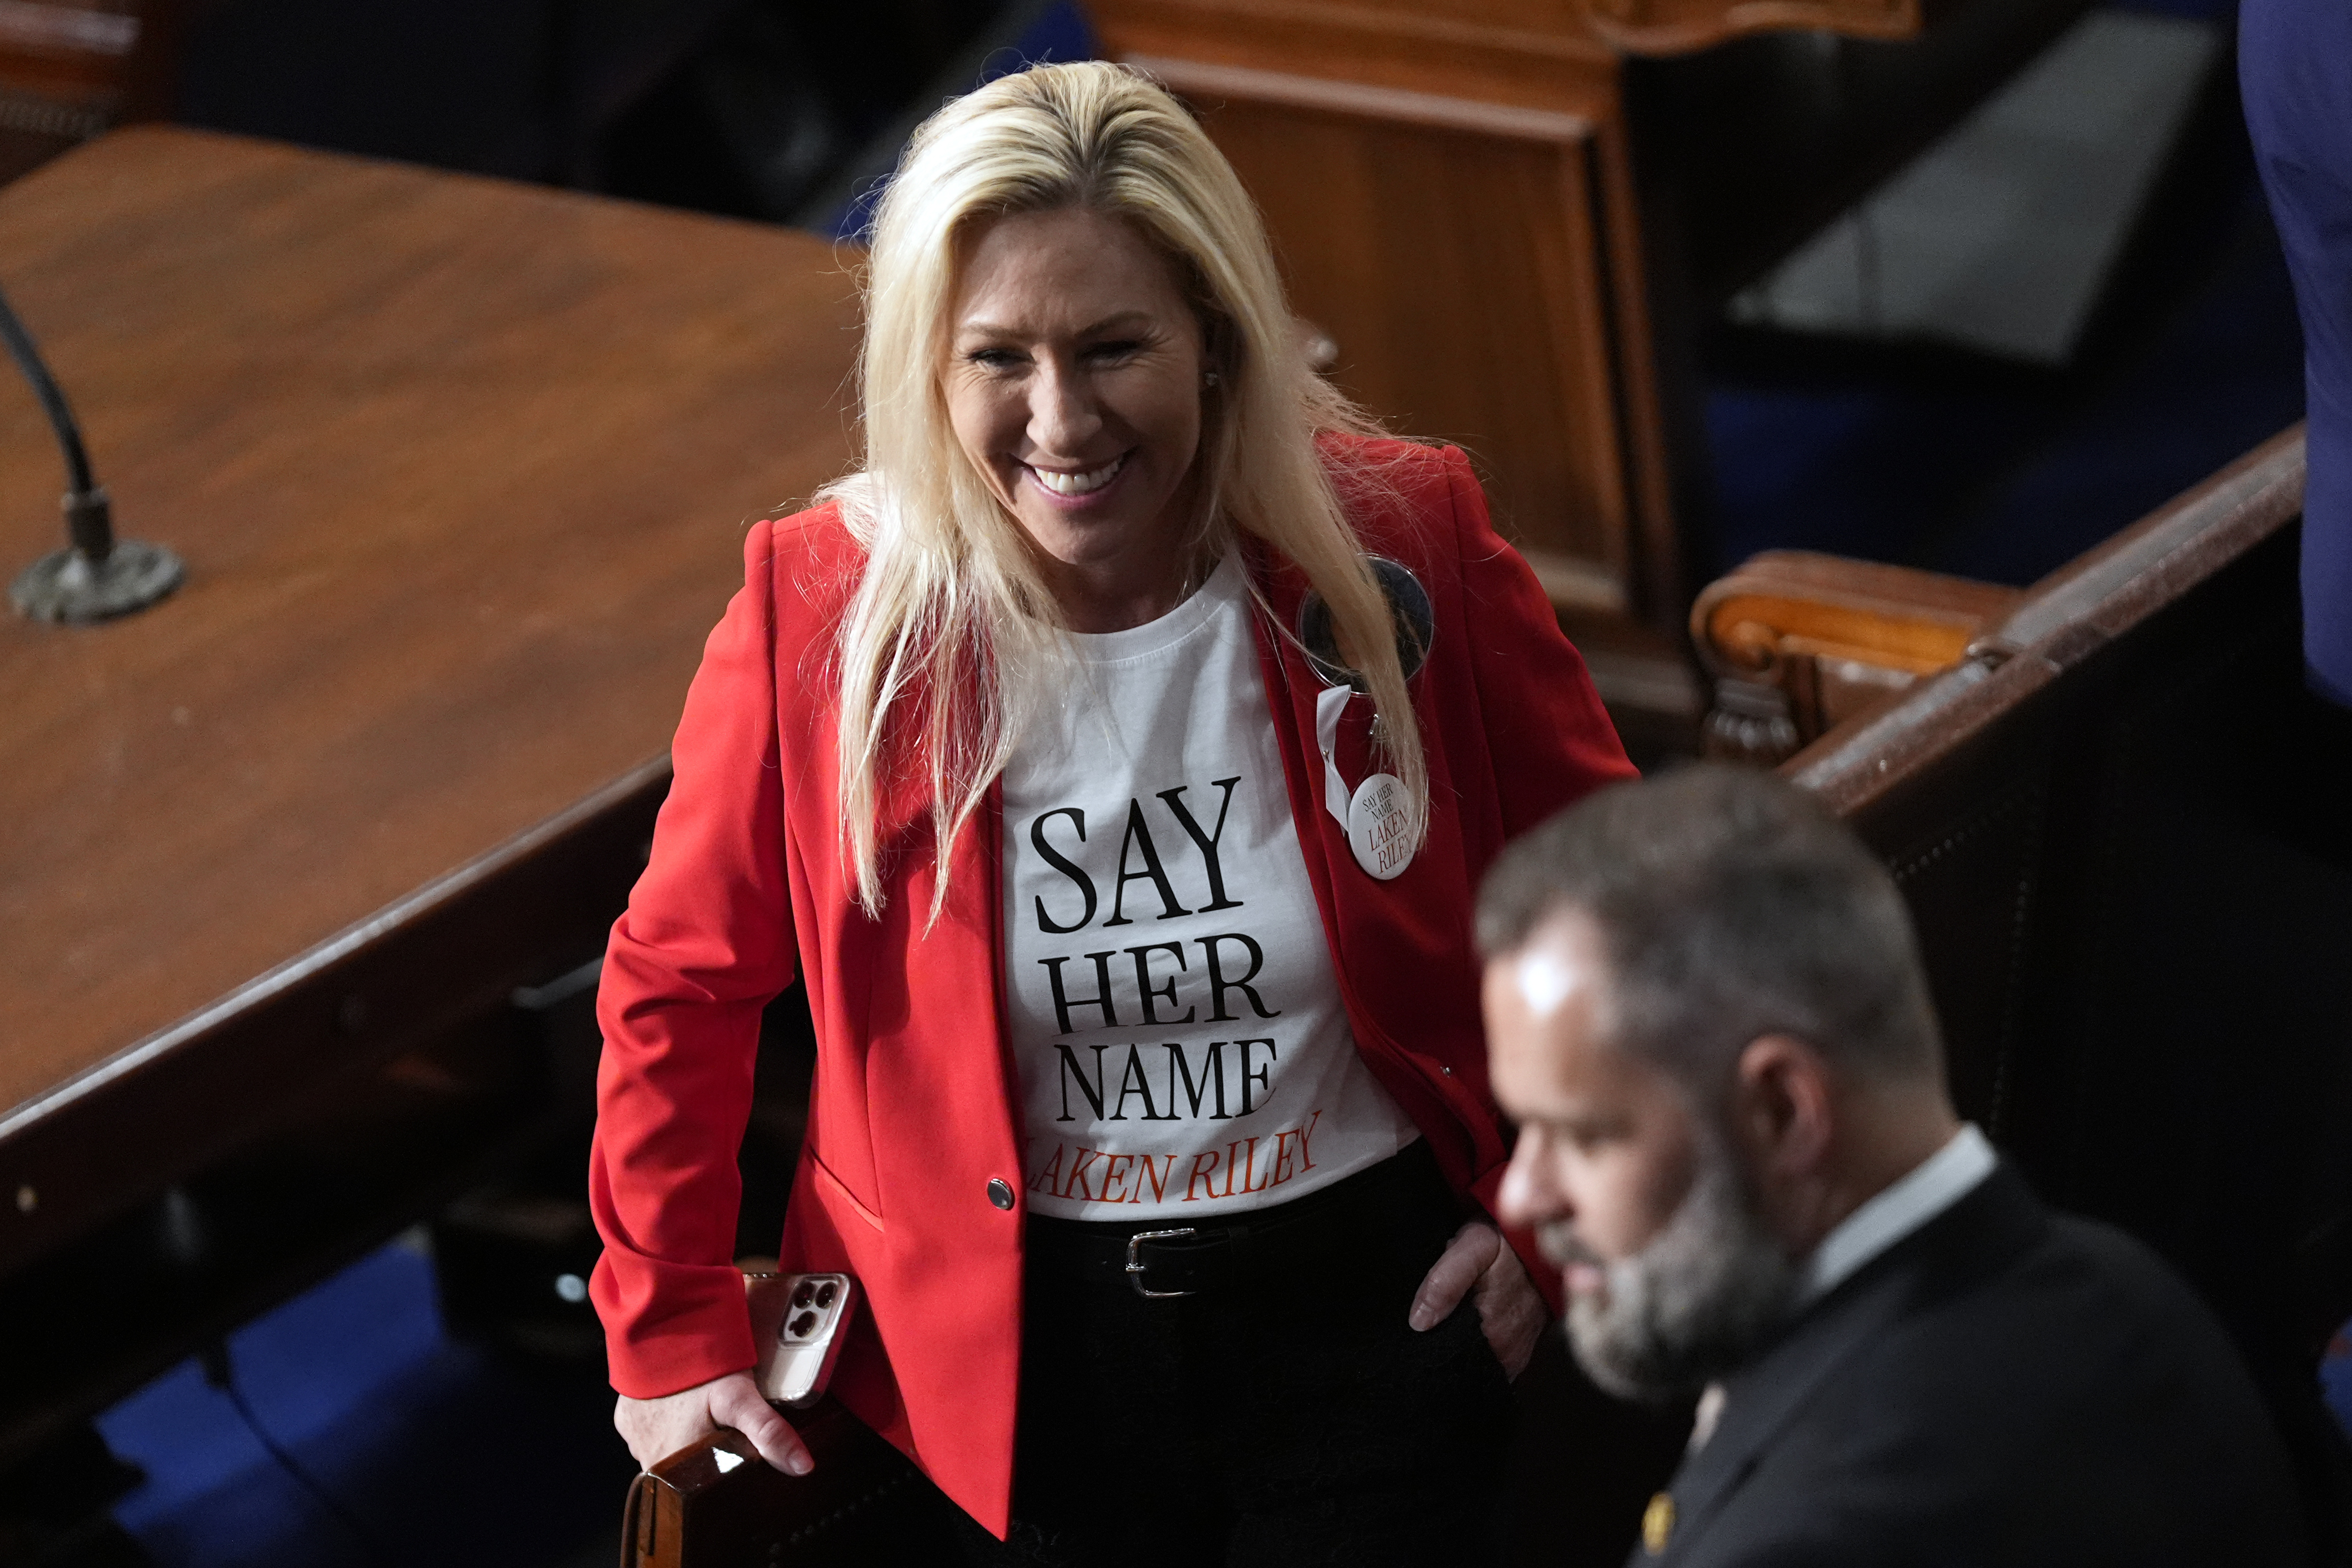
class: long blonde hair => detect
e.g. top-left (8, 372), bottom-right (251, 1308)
top-left (828, 60), bottom-right (1427, 917)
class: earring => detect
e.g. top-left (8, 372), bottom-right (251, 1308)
top-left (1203, 370), bottom-right (1221, 388)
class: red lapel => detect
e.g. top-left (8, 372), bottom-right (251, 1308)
top-left (1241, 544), bottom-right (1507, 1199)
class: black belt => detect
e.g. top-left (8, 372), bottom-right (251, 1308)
top-left (1024, 1140), bottom-right (1450, 1300)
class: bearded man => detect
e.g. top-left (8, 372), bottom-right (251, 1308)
top-left (1477, 765), bottom-right (2311, 1567)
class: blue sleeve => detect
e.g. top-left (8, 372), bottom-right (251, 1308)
top-left (2241, 0), bottom-right (2352, 704)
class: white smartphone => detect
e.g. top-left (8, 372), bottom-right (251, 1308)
top-left (745, 1271), bottom-right (857, 1408)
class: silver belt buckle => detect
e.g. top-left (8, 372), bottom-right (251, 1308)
top-left (1125, 1227), bottom-right (1199, 1299)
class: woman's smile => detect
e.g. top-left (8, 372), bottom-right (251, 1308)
top-left (1024, 450), bottom-right (1130, 502)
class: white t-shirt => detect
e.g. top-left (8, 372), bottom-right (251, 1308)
top-left (1000, 554), bottom-right (1420, 1222)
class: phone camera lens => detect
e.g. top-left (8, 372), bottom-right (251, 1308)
top-left (789, 1311), bottom-right (819, 1338)
top-left (815, 1282), bottom-right (837, 1308)
top-left (791, 1282), bottom-right (815, 1308)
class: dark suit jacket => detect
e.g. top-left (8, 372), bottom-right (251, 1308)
top-left (1638, 1163), bottom-right (2310, 1567)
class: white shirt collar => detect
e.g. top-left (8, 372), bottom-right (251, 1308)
top-left (1797, 1123), bottom-right (1998, 1306)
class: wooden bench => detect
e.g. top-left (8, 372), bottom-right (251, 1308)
top-left (1705, 424), bottom-right (2352, 1551)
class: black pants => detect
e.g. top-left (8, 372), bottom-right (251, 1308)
top-left (957, 1144), bottom-right (1513, 1568)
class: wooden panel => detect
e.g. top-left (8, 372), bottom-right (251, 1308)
top-left (1776, 430), bottom-right (2352, 1534)
top-left (1, 1), bottom-right (179, 189)
top-left (1099, 0), bottom-right (1684, 658)
top-left (1155, 59), bottom-right (1632, 571)
top-left (0, 128), bottom-right (860, 1262)
top-left (1093, 0), bottom-right (1619, 101)
top-left (1582, 0), bottom-right (1920, 54)
top-left (1214, 0), bottom-right (1927, 59)
top-left (0, 2), bottom-right (139, 107)
top-left (1231, 0), bottom-right (1593, 40)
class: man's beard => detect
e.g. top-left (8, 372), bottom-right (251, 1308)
top-left (1539, 1132), bottom-right (1797, 1402)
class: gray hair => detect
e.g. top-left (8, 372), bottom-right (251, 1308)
top-left (1477, 765), bottom-right (1945, 1094)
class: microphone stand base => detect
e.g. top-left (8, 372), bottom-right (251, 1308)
top-left (11, 539), bottom-right (185, 623)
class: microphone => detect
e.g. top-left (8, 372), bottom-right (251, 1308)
top-left (3, 281), bottom-right (182, 623)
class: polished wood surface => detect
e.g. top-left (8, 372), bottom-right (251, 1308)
top-left (1686, 430), bottom-right (2308, 767)
top-left (0, 127), bottom-right (858, 1268)
top-left (1695, 552), bottom-right (2020, 678)
top-left (1584, 0), bottom-right (1919, 52)
top-left (0, 1), bottom-right (141, 110)
top-left (1090, 0), bottom-right (1618, 97)
top-left (1136, 54), bottom-right (1641, 584)
top-left (1690, 551), bottom-right (2021, 758)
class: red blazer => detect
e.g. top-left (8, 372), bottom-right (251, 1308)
top-left (588, 437), bottom-right (1635, 1536)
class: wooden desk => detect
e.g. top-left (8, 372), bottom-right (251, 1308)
top-left (0, 126), bottom-right (857, 1456)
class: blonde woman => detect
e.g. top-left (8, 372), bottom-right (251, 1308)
top-left (589, 60), bottom-right (1636, 1564)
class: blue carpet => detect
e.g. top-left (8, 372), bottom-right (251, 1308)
top-left (98, 1238), bottom-right (633, 1567)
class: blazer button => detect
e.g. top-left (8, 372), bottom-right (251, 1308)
top-left (987, 1178), bottom-right (1015, 1211)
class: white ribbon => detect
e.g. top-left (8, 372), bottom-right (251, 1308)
top-left (1315, 682), bottom-right (1354, 831)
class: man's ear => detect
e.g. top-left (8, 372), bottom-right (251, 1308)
top-left (1728, 1034), bottom-right (1836, 1184)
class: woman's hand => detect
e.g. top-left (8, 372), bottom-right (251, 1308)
top-left (614, 1371), bottom-right (813, 1475)
top-left (1408, 1220), bottom-right (1547, 1380)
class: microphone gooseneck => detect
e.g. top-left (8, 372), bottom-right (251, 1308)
top-left (0, 283), bottom-right (98, 499)
top-left (3, 279), bottom-right (183, 623)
